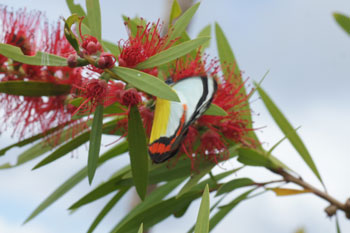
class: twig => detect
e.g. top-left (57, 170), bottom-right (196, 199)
top-left (278, 169), bottom-right (350, 218)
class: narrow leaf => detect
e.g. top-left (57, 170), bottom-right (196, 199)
top-left (122, 15), bottom-right (139, 37)
top-left (204, 103), bottom-right (227, 116)
top-left (197, 24), bottom-right (211, 51)
top-left (116, 178), bottom-right (185, 230)
top-left (111, 192), bottom-right (201, 233)
top-left (216, 178), bottom-right (254, 196)
top-left (102, 40), bottom-right (120, 57)
top-left (169, 0), bottom-right (182, 24)
top-left (215, 23), bottom-right (260, 147)
top-left (69, 165), bottom-right (131, 210)
top-left (88, 104), bottom-right (104, 184)
top-left (0, 43), bottom-right (67, 66)
top-left (87, 188), bottom-right (129, 233)
top-left (128, 105), bottom-right (149, 200)
top-left (86, 0), bottom-right (102, 41)
top-left (33, 131), bottom-right (90, 170)
top-left (209, 189), bottom-right (255, 231)
top-left (177, 163), bottom-right (214, 198)
top-left (137, 223), bottom-right (144, 233)
top-left (66, 0), bottom-right (87, 18)
top-left (0, 122), bottom-right (68, 156)
top-left (334, 12), bottom-right (350, 35)
top-left (237, 148), bottom-right (276, 169)
top-left (336, 214), bottom-right (342, 233)
top-left (24, 141), bottom-right (128, 223)
top-left (256, 85), bottom-right (323, 184)
top-left (0, 81), bottom-right (70, 96)
top-left (215, 23), bottom-right (239, 76)
top-left (63, 14), bottom-right (82, 52)
top-left (111, 67), bottom-right (179, 102)
top-left (0, 125), bottom-right (80, 169)
top-left (270, 188), bottom-right (311, 196)
top-left (167, 3), bottom-right (200, 44)
top-left (136, 37), bottom-right (210, 69)
top-left (194, 184), bottom-right (210, 233)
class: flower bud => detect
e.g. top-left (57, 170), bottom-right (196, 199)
top-left (98, 52), bottom-right (116, 69)
top-left (86, 41), bottom-right (98, 54)
top-left (121, 88), bottom-right (141, 106)
top-left (67, 54), bottom-right (78, 67)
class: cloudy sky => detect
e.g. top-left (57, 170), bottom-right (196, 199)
top-left (0, 0), bottom-right (350, 233)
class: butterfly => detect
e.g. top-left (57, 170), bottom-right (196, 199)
top-left (148, 76), bottom-right (217, 163)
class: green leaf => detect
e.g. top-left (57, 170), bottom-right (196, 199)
top-left (215, 23), bottom-right (260, 148)
top-left (88, 104), bottom-right (104, 184)
top-left (24, 141), bottom-right (128, 223)
top-left (177, 163), bottom-right (214, 198)
top-left (137, 223), bottom-right (144, 233)
top-left (102, 40), bottom-right (120, 57)
top-left (336, 214), bottom-right (341, 233)
top-left (204, 103), bottom-right (227, 116)
top-left (209, 189), bottom-right (256, 231)
top-left (69, 165), bottom-right (131, 210)
top-left (237, 148), bottom-right (276, 168)
top-left (0, 122), bottom-right (68, 156)
top-left (111, 67), bottom-right (180, 102)
top-left (215, 23), bottom-right (239, 77)
top-left (167, 2), bottom-right (200, 44)
top-left (122, 15), bottom-right (139, 37)
top-left (334, 12), bottom-right (350, 35)
top-left (0, 81), bottom-right (70, 97)
top-left (0, 125), bottom-right (79, 169)
top-left (111, 193), bottom-right (201, 233)
top-left (87, 187), bottom-right (129, 233)
top-left (169, 0), bottom-right (182, 24)
top-left (194, 184), bottom-right (210, 233)
top-left (0, 43), bottom-right (67, 66)
top-left (256, 85), bottom-right (323, 184)
top-left (216, 178), bottom-right (254, 196)
top-left (136, 37), bottom-right (209, 69)
top-left (32, 131), bottom-right (90, 170)
top-left (197, 25), bottom-right (211, 51)
top-left (66, 0), bottom-right (87, 18)
top-left (116, 179), bottom-right (184, 231)
top-left (70, 159), bottom-right (196, 210)
top-left (86, 0), bottom-right (102, 41)
top-left (128, 105), bottom-right (149, 200)
top-left (64, 14), bottom-right (81, 52)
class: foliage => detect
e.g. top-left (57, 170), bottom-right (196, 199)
top-left (0, 1), bottom-right (348, 233)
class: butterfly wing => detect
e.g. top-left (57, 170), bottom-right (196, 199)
top-left (148, 76), bottom-right (217, 163)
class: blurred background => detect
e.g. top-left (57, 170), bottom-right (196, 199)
top-left (0, 0), bottom-right (350, 232)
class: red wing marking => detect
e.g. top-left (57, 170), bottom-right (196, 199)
top-left (149, 104), bottom-right (187, 155)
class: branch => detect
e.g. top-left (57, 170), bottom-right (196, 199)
top-left (278, 169), bottom-right (350, 218)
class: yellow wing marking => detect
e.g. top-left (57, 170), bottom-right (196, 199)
top-left (149, 98), bottom-right (171, 143)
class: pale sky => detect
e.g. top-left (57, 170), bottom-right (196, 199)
top-left (0, 0), bottom-right (350, 233)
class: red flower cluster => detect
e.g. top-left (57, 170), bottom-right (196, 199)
top-left (118, 19), bottom-right (177, 76)
top-left (168, 51), bottom-right (256, 165)
top-left (0, 7), bottom-right (83, 138)
top-left (0, 6), bottom-right (256, 169)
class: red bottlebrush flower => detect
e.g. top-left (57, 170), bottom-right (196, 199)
top-left (0, 7), bottom-right (84, 138)
top-left (72, 78), bottom-right (108, 115)
top-left (167, 52), bottom-right (256, 166)
top-left (0, 7), bottom-right (41, 58)
top-left (169, 50), bottom-right (220, 82)
top-left (118, 19), bottom-right (177, 75)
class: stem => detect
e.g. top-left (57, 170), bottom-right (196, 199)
top-left (278, 169), bottom-right (350, 217)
